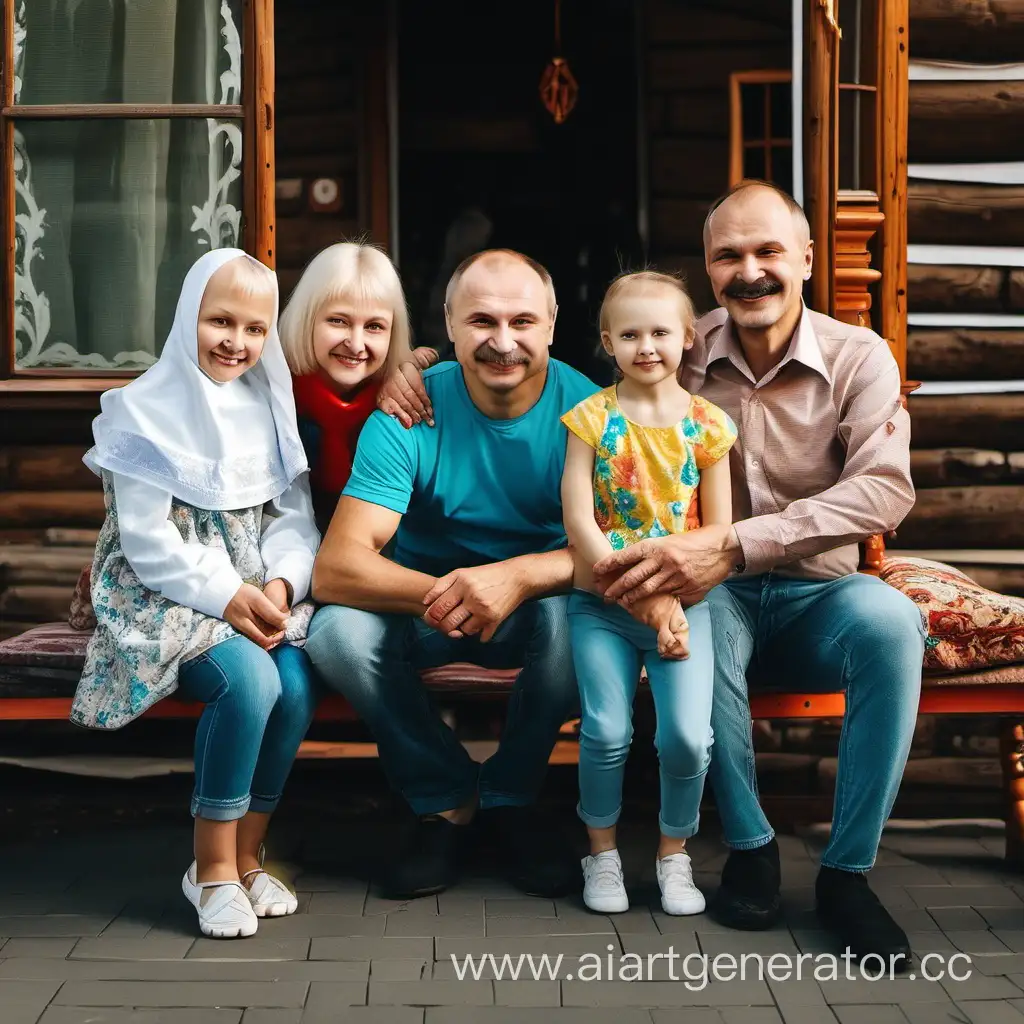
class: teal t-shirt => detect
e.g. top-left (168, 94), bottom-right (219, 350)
top-left (342, 359), bottom-right (599, 577)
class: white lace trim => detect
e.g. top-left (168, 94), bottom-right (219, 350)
top-left (84, 428), bottom-right (304, 510)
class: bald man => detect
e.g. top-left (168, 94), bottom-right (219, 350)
top-left (590, 181), bottom-right (925, 967)
top-left (305, 249), bottom-right (597, 900)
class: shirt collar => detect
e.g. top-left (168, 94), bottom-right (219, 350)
top-left (706, 304), bottom-right (832, 387)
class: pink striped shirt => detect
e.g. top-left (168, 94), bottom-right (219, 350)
top-left (680, 305), bottom-right (914, 580)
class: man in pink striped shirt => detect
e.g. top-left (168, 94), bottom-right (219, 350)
top-left (595, 180), bottom-right (926, 971)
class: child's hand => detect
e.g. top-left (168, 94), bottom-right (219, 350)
top-left (263, 577), bottom-right (291, 615)
top-left (627, 594), bottom-right (690, 660)
top-left (225, 583), bottom-right (288, 650)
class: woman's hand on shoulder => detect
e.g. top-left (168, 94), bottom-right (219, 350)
top-left (376, 349), bottom-right (437, 429)
top-left (224, 582), bottom-right (288, 650)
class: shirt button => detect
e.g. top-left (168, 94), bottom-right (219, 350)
top-left (751, 459), bottom-right (760, 468)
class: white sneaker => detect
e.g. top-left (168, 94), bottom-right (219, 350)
top-left (242, 869), bottom-right (299, 918)
top-left (182, 862), bottom-right (259, 939)
top-left (582, 849), bottom-right (629, 913)
top-left (656, 852), bottom-right (705, 915)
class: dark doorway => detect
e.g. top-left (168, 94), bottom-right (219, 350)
top-left (395, 0), bottom-right (643, 385)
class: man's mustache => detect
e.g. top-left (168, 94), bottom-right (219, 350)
top-left (475, 345), bottom-right (529, 366)
top-left (724, 277), bottom-right (783, 300)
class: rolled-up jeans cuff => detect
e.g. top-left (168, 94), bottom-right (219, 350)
top-left (248, 793), bottom-right (280, 815)
top-left (577, 801), bottom-right (620, 830)
top-left (659, 814), bottom-right (700, 840)
top-left (725, 831), bottom-right (775, 851)
top-left (192, 794), bottom-right (251, 821)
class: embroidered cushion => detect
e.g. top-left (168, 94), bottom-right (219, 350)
top-left (68, 563), bottom-right (97, 631)
top-left (0, 621), bottom-right (91, 671)
top-left (880, 555), bottom-right (1024, 674)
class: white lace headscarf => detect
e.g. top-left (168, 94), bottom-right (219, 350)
top-left (84, 248), bottom-right (309, 510)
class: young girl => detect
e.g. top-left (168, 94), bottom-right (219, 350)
top-left (560, 270), bottom-right (737, 916)
top-left (278, 240), bottom-right (438, 530)
top-left (72, 248), bottom-right (321, 940)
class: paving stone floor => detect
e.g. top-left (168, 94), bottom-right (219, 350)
top-left (1, 763), bottom-right (1023, 1023)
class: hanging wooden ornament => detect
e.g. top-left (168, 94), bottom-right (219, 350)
top-left (539, 0), bottom-right (578, 124)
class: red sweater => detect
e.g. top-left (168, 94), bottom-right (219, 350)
top-left (292, 372), bottom-right (381, 499)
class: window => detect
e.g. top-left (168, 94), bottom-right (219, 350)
top-left (837, 0), bottom-right (879, 196)
top-left (1, 0), bottom-right (273, 382)
top-left (729, 70), bottom-right (794, 194)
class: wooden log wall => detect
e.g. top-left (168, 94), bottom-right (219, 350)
top-left (894, 0), bottom-right (1024, 592)
top-left (644, 0), bottom-right (791, 313)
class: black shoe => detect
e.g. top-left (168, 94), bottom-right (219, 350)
top-left (477, 804), bottom-right (582, 898)
top-left (379, 814), bottom-right (468, 898)
top-left (816, 867), bottom-right (912, 971)
top-left (708, 837), bottom-right (782, 930)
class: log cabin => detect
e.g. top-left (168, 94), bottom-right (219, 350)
top-left (0, 0), bottom-right (917, 636)
top-left (0, 0), bottom-right (1023, 856)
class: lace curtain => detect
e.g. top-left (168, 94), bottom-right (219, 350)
top-left (14, 0), bottom-right (243, 370)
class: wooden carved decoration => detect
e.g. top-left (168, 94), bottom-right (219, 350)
top-left (540, 0), bottom-right (578, 124)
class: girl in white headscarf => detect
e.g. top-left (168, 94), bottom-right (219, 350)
top-left (72, 249), bottom-right (321, 940)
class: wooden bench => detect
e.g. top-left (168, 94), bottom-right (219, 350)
top-left (2, 616), bottom-right (1023, 866)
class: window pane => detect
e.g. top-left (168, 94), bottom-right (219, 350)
top-left (14, 118), bottom-right (243, 371)
top-left (744, 146), bottom-right (767, 180)
top-left (838, 88), bottom-right (877, 192)
top-left (14, 0), bottom-right (242, 105)
top-left (741, 82), bottom-right (767, 140)
top-left (769, 82), bottom-right (792, 140)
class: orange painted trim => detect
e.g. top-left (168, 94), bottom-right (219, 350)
top-left (6, 687), bottom-right (1024, 724)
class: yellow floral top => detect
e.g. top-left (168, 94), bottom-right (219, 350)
top-left (561, 386), bottom-right (737, 549)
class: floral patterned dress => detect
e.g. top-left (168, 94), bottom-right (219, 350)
top-left (71, 473), bottom-right (313, 731)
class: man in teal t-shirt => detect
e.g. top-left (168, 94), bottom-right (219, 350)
top-left (305, 249), bottom-right (597, 900)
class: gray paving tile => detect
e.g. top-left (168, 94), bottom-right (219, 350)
top-left (423, 1011), bottom-right (653, 1024)
top-left (975, 956), bottom-right (1024, 976)
top-left (561, 977), bottom-right (774, 1006)
top-left (185, 938), bottom-right (310, 960)
top-left (364, 897), bottom-right (437, 918)
top-left (775, 1010), bottom-right (840, 1024)
top-left (941, 972), bottom-right (1024, 1001)
top-left (946, 931), bottom-right (1016, 955)
top-left (994, 934), bottom-right (1024, 953)
top-left (979, 910), bottom-right (1024, 931)
top-left (0, 917), bottom-right (113, 938)
top-left (0, 959), bottom-right (369, 983)
top-left (890, 909), bottom-right (945, 933)
top-left (310, 937), bottom-right (433, 962)
top-left (610, 909), bottom-right (661, 935)
top-left (617, 931), bottom-right (701, 959)
top-left (767, 978), bottom-right (828, 1006)
top-left (293, 981), bottom-right (369, 1018)
top-left (491, 980), bottom-right (560, 1006)
top-left (898, 1006), bottom-right (967, 1024)
top-left (0, 939), bottom-right (77, 958)
top-left (0, 981), bottom-right (63, 1024)
top-left (306, 892), bottom-right (369, 915)
top-left (930, 908), bottom-right (990, 931)
top-left (484, 899), bottom-right (556, 918)
top-left (954, 1001), bottom-right (1024, 1023)
top-left (249, 916), bottom-right (385, 939)
top-left (241, 1014), bottom-right (301, 1024)
top-left (484, 916), bottom-right (614, 937)
top-left (867, 867), bottom-right (950, 887)
top-left (906, 931), bottom-right (957, 953)
top-left (385, 915), bottom-right (482, 939)
top-left (816, 975), bottom-right (952, 1004)
top-left (719, 1010), bottom-right (787, 1024)
top-left (368, 981), bottom-right (493, 1006)
top-left (436, 936), bottom-right (622, 964)
top-left (832, 1008), bottom-right (908, 1024)
top-left (435, 894), bottom-right (484, 918)
top-left (650, 1011), bottom-right (727, 1024)
top-left (310, 1012), bottom-right (423, 1024)
top-left (70, 937), bottom-right (194, 960)
top-left (53, 981), bottom-right (309, 1008)
top-left (909, 887), bottom-right (1023, 910)
top-left (697, 930), bottom-right (800, 956)
top-left (369, 961), bottom-right (429, 981)
top-left (39, 1011), bottom-right (241, 1024)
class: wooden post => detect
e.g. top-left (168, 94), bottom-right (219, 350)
top-left (245, 0), bottom-right (276, 268)
top-left (834, 196), bottom-right (884, 327)
top-left (1000, 721), bottom-right (1024, 868)
top-left (878, 0), bottom-right (909, 378)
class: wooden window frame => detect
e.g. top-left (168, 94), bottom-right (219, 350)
top-left (728, 69), bottom-right (794, 187)
top-left (0, 0), bottom-right (276, 392)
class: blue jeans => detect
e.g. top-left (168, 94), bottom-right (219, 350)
top-left (567, 591), bottom-right (715, 839)
top-left (177, 636), bottom-right (320, 821)
top-left (706, 572), bottom-right (926, 871)
top-left (304, 596), bottom-right (578, 815)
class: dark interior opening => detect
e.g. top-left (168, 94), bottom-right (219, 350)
top-left (395, 0), bottom-right (643, 385)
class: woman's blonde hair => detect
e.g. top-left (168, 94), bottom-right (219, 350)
top-left (598, 269), bottom-right (697, 352)
top-left (278, 240), bottom-right (412, 379)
